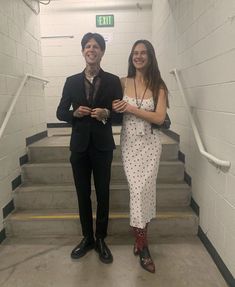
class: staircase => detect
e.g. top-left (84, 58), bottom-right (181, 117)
top-left (5, 128), bottom-right (198, 240)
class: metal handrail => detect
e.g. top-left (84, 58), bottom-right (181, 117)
top-left (170, 68), bottom-right (231, 169)
top-left (0, 73), bottom-right (49, 140)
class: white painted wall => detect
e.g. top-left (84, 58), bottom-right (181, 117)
top-left (0, 0), bottom-right (45, 231)
top-left (40, 0), bottom-right (152, 123)
top-left (152, 0), bottom-right (235, 277)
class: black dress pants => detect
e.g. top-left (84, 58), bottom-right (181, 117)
top-left (70, 143), bottom-right (113, 239)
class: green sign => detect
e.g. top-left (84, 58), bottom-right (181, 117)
top-left (96, 15), bottom-right (114, 27)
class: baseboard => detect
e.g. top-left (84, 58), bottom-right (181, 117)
top-left (47, 120), bottom-right (123, 128)
top-left (3, 199), bottom-right (15, 218)
top-left (177, 149), bottom-right (191, 188)
top-left (0, 228), bottom-right (6, 244)
top-left (11, 175), bottom-right (21, 190)
top-left (198, 226), bottom-right (235, 287)
top-left (184, 171), bottom-right (192, 186)
top-left (47, 123), bottom-right (71, 128)
top-left (19, 154), bottom-right (28, 166)
top-left (5, 175), bottom-right (20, 220)
top-left (178, 150), bottom-right (185, 163)
top-left (161, 129), bottom-right (180, 142)
top-left (191, 197), bottom-right (199, 216)
top-left (26, 130), bottom-right (48, 146)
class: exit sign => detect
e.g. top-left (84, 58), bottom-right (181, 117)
top-left (96, 15), bottom-right (114, 27)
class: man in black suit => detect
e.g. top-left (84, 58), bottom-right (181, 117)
top-left (56, 33), bottom-right (122, 264)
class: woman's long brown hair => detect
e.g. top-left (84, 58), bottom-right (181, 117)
top-left (127, 40), bottom-right (169, 107)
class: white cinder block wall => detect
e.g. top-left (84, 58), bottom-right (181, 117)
top-left (152, 0), bottom-right (235, 277)
top-left (0, 0), bottom-right (46, 234)
top-left (40, 0), bottom-right (152, 124)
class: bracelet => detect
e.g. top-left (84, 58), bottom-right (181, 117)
top-left (103, 108), bottom-right (110, 118)
top-left (73, 110), bottom-right (81, 118)
top-left (101, 108), bottom-right (110, 124)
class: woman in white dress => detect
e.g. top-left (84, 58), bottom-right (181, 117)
top-left (113, 40), bottom-right (169, 273)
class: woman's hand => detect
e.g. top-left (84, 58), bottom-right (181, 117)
top-left (112, 99), bottom-right (127, 113)
top-left (124, 102), bottom-right (134, 113)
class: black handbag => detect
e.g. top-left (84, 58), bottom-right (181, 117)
top-left (151, 113), bottom-right (171, 130)
top-left (151, 93), bottom-right (171, 130)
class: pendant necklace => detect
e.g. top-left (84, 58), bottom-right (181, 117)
top-left (134, 78), bottom-right (148, 109)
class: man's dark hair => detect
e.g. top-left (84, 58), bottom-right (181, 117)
top-left (81, 33), bottom-right (106, 51)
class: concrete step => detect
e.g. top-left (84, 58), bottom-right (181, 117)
top-left (14, 183), bottom-right (191, 210)
top-left (22, 161), bottom-right (185, 184)
top-left (5, 207), bottom-right (198, 238)
top-left (28, 133), bottom-right (179, 163)
top-left (47, 126), bottom-right (121, 137)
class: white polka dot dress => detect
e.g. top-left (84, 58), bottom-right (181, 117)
top-left (120, 95), bottom-right (162, 229)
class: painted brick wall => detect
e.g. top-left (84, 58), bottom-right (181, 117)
top-left (152, 0), bottom-right (235, 277)
top-left (0, 0), bottom-right (46, 231)
top-left (39, 0), bottom-right (152, 123)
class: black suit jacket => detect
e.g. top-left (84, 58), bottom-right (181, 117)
top-left (56, 69), bottom-right (123, 152)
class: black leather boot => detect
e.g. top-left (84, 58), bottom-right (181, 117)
top-left (71, 237), bottom-right (95, 259)
top-left (95, 238), bottom-right (113, 264)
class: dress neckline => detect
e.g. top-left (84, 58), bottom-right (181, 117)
top-left (124, 95), bottom-right (152, 101)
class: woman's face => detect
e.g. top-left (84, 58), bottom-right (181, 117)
top-left (82, 38), bottom-right (104, 67)
top-left (132, 43), bottom-right (149, 71)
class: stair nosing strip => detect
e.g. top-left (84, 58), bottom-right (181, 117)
top-left (9, 211), bottom-right (197, 221)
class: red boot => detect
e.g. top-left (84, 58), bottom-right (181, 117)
top-left (132, 225), bottom-right (155, 273)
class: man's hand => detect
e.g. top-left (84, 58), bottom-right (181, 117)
top-left (73, 106), bottom-right (92, 118)
top-left (91, 108), bottom-right (108, 122)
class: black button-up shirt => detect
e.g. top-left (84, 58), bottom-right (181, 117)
top-left (84, 71), bottom-right (101, 107)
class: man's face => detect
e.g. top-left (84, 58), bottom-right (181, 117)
top-left (82, 38), bottom-right (104, 66)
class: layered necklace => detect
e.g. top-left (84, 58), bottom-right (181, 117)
top-left (133, 78), bottom-right (148, 109)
